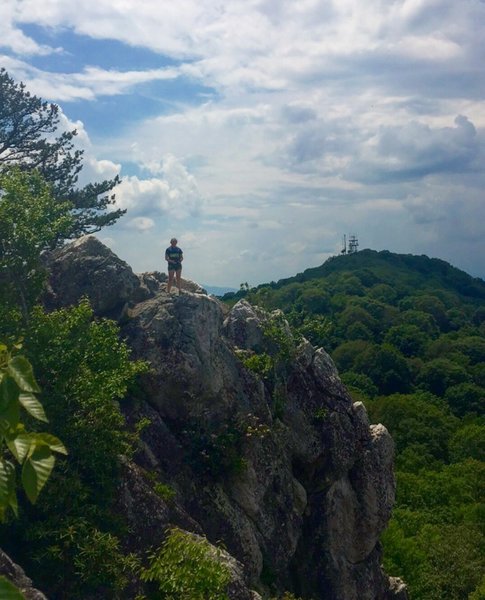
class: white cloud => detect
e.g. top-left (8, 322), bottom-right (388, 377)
top-left (4, 0), bottom-right (483, 96)
top-left (346, 115), bottom-right (479, 183)
top-left (127, 216), bottom-right (156, 231)
top-left (2, 0), bottom-right (485, 284)
top-left (0, 2), bottom-right (59, 55)
top-left (113, 155), bottom-right (204, 220)
top-left (389, 34), bottom-right (462, 61)
top-left (1, 60), bottom-right (181, 102)
top-left (80, 157), bottom-right (121, 184)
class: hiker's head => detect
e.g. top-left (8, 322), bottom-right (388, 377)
top-left (170, 238), bottom-right (177, 246)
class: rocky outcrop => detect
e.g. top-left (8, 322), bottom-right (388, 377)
top-left (42, 236), bottom-right (145, 317)
top-left (43, 235), bottom-right (206, 318)
top-left (40, 236), bottom-right (407, 600)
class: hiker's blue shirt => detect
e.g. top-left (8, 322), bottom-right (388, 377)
top-left (166, 246), bottom-right (183, 267)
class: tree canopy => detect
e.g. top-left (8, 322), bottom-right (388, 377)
top-left (0, 68), bottom-right (124, 238)
top-left (225, 249), bottom-right (485, 599)
top-left (0, 168), bottom-right (73, 325)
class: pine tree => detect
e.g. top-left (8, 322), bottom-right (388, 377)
top-left (0, 68), bottom-right (125, 238)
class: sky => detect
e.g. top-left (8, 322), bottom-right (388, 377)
top-left (1, 0), bottom-right (485, 287)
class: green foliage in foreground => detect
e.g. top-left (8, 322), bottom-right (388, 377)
top-left (140, 528), bottom-right (231, 599)
top-left (0, 576), bottom-right (25, 599)
top-left (1, 301), bottom-right (147, 599)
top-left (25, 300), bottom-right (145, 492)
top-left (0, 165), bottom-right (153, 597)
top-left (242, 352), bottom-right (273, 379)
top-left (0, 345), bottom-right (66, 520)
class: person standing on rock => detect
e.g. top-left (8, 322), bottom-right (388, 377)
top-left (165, 237), bottom-right (183, 294)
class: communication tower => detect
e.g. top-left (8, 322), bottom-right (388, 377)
top-left (348, 235), bottom-right (359, 254)
top-left (340, 234), bottom-right (359, 255)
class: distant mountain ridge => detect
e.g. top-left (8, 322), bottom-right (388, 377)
top-left (226, 249), bottom-right (485, 301)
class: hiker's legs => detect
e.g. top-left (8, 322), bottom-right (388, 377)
top-left (176, 268), bottom-right (182, 292)
top-left (167, 269), bottom-right (175, 293)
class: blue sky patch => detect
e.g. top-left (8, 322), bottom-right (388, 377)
top-left (63, 77), bottom-right (217, 137)
top-left (20, 24), bottom-right (178, 72)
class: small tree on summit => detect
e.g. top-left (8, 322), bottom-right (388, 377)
top-left (0, 168), bottom-right (73, 325)
top-left (0, 68), bottom-right (125, 239)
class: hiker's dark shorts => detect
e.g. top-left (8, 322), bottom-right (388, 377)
top-left (168, 263), bottom-right (182, 272)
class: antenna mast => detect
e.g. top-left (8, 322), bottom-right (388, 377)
top-left (348, 235), bottom-right (359, 254)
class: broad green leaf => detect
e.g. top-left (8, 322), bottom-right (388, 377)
top-left (33, 433), bottom-right (67, 455)
top-left (21, 446), bottom-right (55, 503)
top-left (0, 376), bottom-right (18, 413)
top-left (18, 392), bottom-right (48, 422)
top-left (0, 576), bottom-right (26, 599)
top-left (0, 459), bottom-right (15, 506)
top-left (7, 356), bottom-right (40, 393)
top-left (0, 403), bottom-right (20, 429)
top-left (0, 378), bottom-right (20, 429)
top-left (6, 431), bottom-right (33, 464)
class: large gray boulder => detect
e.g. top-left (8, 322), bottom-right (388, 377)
top-left (43, 235), bottom-right (146, 317)
top-left (38, 238), bottom-right (407, 600)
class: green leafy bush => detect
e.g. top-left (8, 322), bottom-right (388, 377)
top-left (417, 358), bottom-right (470, 396)
top-left (449, 424), bottom-right (485, 462)
top-left (445, 383), bottom-right (485, 416)
top-left (243, 352), bottom-right (273, 378)
top-left (0, 300), bottom-right (147, 598)
top-left (141, 528), bottom-right (231, 599)
top-left (367, 393), bottom-right (457, 460)
top-left (384, 324), bottom-right (429, 357)
top-left (295, 314), bottom-right (333, 347)
top-left (183, 417), bottom-right (248, 479)
top-left (340, 372), bottom-right (378, 398)
top-left (262, 313), bottom-right (298, 363)
top-left (25, 300), bottom-right (146, 491)
top-left (26, 517), bottom-right (140, 597)
top-left (154, 482), bottom-right (176, 502)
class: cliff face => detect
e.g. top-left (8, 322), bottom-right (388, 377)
top-left (35, 236), bottom-right (405, 599)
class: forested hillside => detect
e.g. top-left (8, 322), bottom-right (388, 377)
top-left (224, 250), bottom-right (485, 600)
